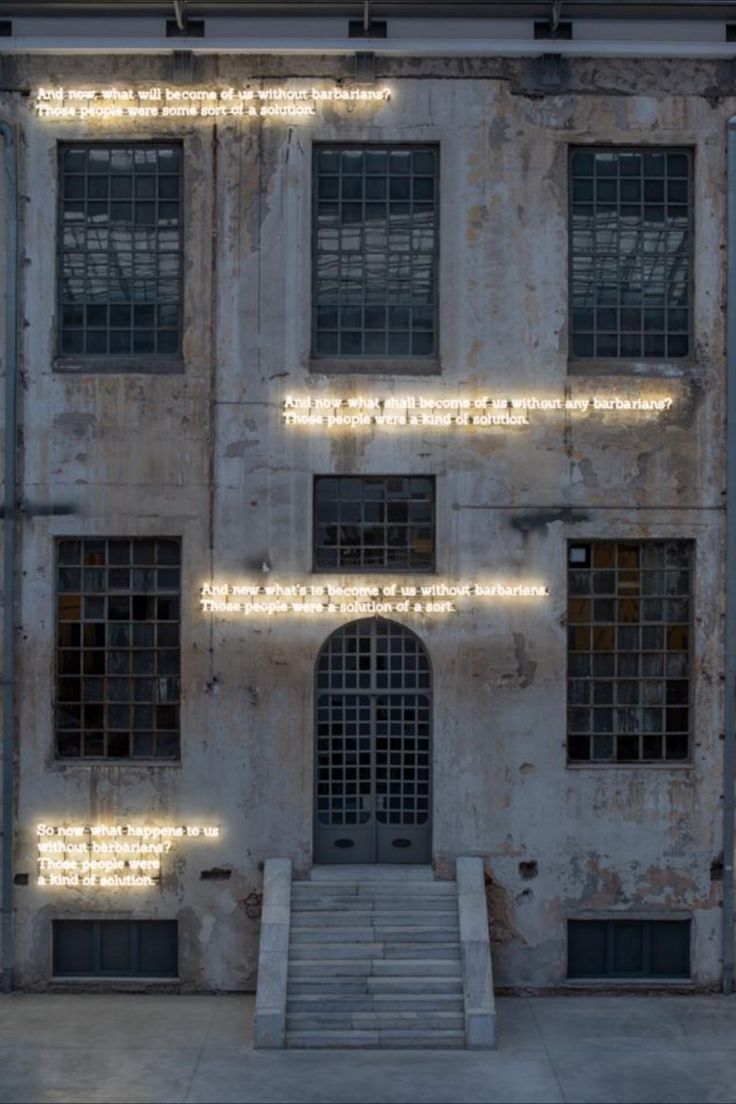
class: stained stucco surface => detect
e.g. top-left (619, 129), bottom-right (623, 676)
top-left (0, 53), bottom-right (729, 989)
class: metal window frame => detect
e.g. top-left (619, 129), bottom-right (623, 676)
top-left (51, 918), bottom-right (179, 979)
top-left (312, 616), bottom-right (434, 863)
top-left (55, 140), bottom-right (185, 368)
top-left (311, 474), bottom-right (437, 573)
top-left (567, 144), bottom-right (695, 365)
top-left (567, 917), bottom-right (692, 980)
top-left (53, 535), bottom-right (183, 763)
top-left (311, 141), bottom-right (440, 366)
top-left (565, 538), bottom-right (695, 765)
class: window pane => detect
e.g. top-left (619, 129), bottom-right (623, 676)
top-left (314, 477), bottom-right (434, 571)
top-left (138, 920), bottom-right (179, 976)
top-left (313, 146), bottom-right (438, 358)
top-left (58, 145), bottom-right (182, 359)
top-left (55, 538), bottom-right (181, 759)
top-left (53, 920), bottom-right (95, 975)
top-left (650, 920), bottom-right (690, 977)
top-left (570, 148), bottom-right (691, 359)
top-left (100, 921), bottom-right (133, 973)
top-left (613, 922), bottom-right (644, 974)
top-left (567, 920), bottom-right (606, 977)
top-left (567, 541), bottom-right (691, 762)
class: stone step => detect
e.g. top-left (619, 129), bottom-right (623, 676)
top-left (291, 911), bottom-right (458, 928)
top-left (288, 959), bottom-right (374, 978)
top-left (288, 942), bottom-right (386, 960)
top-left (384, 942), bottom-right (462, 959)
top-left (288, 941), bottom-right (461, 961)
top-left (288, 976), bottom-right (463, 996)
top-left (286, 994), bottom-right (465, 1014)
top-left (286, 1011), bottom-right (465, 1032)
top-left (309, 865), bottom-right (436, 882)
top-left (288, 979), bottom-right (374, 996)
top-left (290, 928), bottom-right (459, 946)
top-left (288, 958), bottom-right (461, 978)
top-left (290, 927), bottom-right (377, 944)
top-left (286, 1029), bottom-right (466, 1049)
top-left (295, 883), bottom-right (456, 897)
top-left (371, 958), bottom-right (461, 977)
top-left (290, 896), bottom-right (458, 911)
top-left (371, 927), bottom-right (460, 942)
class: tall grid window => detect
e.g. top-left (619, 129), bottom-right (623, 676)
top-left (313, 146), bottom-right (438, 360)
top-left (570, 149), bottom-right (691, 360)
top-left (314, 477), bottom-right (435, 570)
top-left (56, 538), bottom-right (181, 759)
top-left (58, 144), bottom-right (182, 359)
top-left (567, 541), bottom-right (692, 763)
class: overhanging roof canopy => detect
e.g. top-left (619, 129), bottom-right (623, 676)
top-left (3, 1), bottom-right (736, 16)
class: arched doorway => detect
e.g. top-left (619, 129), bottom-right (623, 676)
top-left (314, 618), bottom-right (432, 864)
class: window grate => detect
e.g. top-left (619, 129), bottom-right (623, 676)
top-left (55, 538), bottom-right (181, 760)
top-left (567, 919), bottom-right (690, 979)
top-left (314, 476), bottom-right (435, 571)
top-left (58, 144), bottom-right (182, 359)
top-left (569, 148), bottom-right (692, 360)
top-left (313, 145), bottom-right (439, 359)
top-left (316, 619), bottom-right (431, 829)
top-left (567, 541), bottom-right (692, 762)
top-left (53, 919), bottom-right (178, 977)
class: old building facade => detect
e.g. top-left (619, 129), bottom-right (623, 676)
top-left (0, 1), bottom-right (734, 1012)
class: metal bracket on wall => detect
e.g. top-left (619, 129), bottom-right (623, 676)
top-left (535, 53), bottom-right (566, 93)
top-left (172, 50), bottom-right (194, 83)
top-left (355, 51), bottom-right (376, 82)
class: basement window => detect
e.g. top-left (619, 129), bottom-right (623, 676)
top-left (53, 919), bottom-right (178, 978)
top-left (567, 919), bottom-right (690, 980)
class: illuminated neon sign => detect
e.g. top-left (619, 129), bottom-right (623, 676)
top-left (282, 393), bottom-right (675, 429)
top-left (36, 823), bottom-right (221, 889)
top-left (200, 580), bottom-right (550, 616)
top-left (32, 85), bottom-right (392, 122)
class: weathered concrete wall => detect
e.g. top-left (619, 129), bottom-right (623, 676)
top-left (0, 53), bottom-right (730, 990)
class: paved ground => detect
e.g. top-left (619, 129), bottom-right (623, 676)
top-left (1, 993), bottom-right (736, 1103)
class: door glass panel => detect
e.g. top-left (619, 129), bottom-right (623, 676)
top-left (375, 694), bottom-right (430, 825)
top-left (316, 693), bottom-right (371, 826)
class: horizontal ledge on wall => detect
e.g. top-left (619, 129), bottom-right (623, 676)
top-left (53, 357), bottom-right (186, 376)
top-left (7, 39), bottom-right (736, 58)
top-left (568, 359), bottom-right (699, 379)
top-left (309, 357), bottom-right (441, 377)
top-left (565, 762), bottom-right (695, 771)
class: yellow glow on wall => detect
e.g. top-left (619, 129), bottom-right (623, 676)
top-left (36, 823), bottom-right (221, 890)
top-left (282, 393), bottom-right (675, 429)
top-left (33, 85), bottom-right (393, 122)
top-left (200, 580), bottom-right (550, 617)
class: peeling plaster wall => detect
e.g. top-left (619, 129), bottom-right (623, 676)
top-left (0, 53), bottom-right (730, 991)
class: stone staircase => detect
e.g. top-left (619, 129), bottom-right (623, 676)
top-left (286, 865), bottom-right (464, 1049)
top-left (253, 858), bottom-right (496, 1050)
